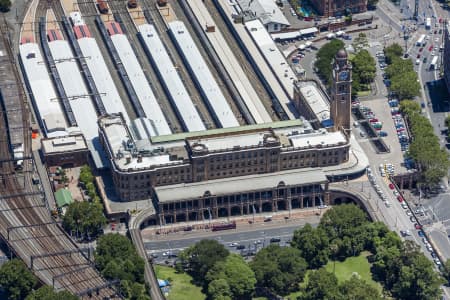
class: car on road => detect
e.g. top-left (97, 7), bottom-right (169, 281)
top-left (431, 251), bottom-right (437, 258)
top-left (435, 37), bottom-right (439, 42)
top-left (419, 47), bottom-right (423, 52)
top-left (400, 230), bottom-right (411, 236)
top-left (397, 195), bottom-right (404, 202)
top-left (418, 230), bottom-right (425, 237)
top-left (254, 240), bottom-right (262, 244)
top-left (410, 216), bottom-right (416, 223)
top-left (389, 183), bottom-right (395, 189)
top-left (414, 223), bottom-right (422, 229)
top-left (417, 54), bottom-right (421, 59)
top-left (429, 45), bottom-right (433, 51)
top-left (379, 131), bottom-right (388, 137)
top-left (406, 211), bottom-right (412, 216)
top-left (229, 242), bottom-right (239, 247)
top-left (401, 202), bottom-right (408, 209)
top-left (270, 238), bottom-right (281, 243)
top-left (434, 258), bottom-right (441, 266)
top-left (423, 56), bottom-right (428, 63)
top-left (236, 245), bottom-right (245, 250)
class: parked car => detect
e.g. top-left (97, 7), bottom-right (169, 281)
top-left (379, 131), bottom-right (388, 137)
top-left (397, 195), bottom-right (404, 202)
top-left (418, 230), bottom-right (425, 237)
top-left (414, 223), bottom-right (422, 229)
top-left (389, 183), bottom-right (395, 189)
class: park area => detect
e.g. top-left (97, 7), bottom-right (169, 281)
top-left (154, 251), bottom-right (381, 300)
top-left (155, 265), bottom-right (205, 300)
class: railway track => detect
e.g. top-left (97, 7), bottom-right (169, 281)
top-left (76, 0), bottom-right (138, 120)
top-left (108, 0), bottom-right (182, 133)
top-left (0, 1), bottom-right (121, 298)
top-left (203, 0), bottom-right (279, 121)
top-left (139, 0), bottom-right (217, 130)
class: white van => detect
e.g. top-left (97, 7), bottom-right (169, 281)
top-left (416, 59), bottom-right (420, 65)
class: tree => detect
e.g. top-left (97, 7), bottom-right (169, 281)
top-left (0, 0), bottom-right (11, 12)
top-left (79, 165), bottom-right (94, 186)
top-left (179, 239), bottom-right (229, 286)
top-left (251, 245), bottom-right (307, 295)
top-left (208, 279), bottom-right (232, 300)
top-left (297, 268), bottom-right (342, 300)
top-left (384, 43), bottom-right (403, 64)
top-left (390, 71), bottom-right (421, 100)
top-left (0, 259), bottom-right (37, 300)
top-left (206, 254), bottom-right (256, 299)
top-left (119, 280), bottom-right (150, 300)
top-left (314, 39), bottom-right (345, 85)
top-left (25, 286), bottom-right (78, 300)
top-left (339, 275), bottom-right (382, 300)
top-left (442, 259), bottom-right (450, 285)
top-left (352, 49), bottom-right (376, 84)
top-left (62, 201), bottom-right (106, 238)
top-left (292, 223), bottom-right (330, 268)
top-left (95, 233), bottom-right (145, 284)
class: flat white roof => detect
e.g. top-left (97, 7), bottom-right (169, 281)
top-left (49, 40), bottom-right (106, 168)
top-left (41, 134), bottom-right (87, 154)
top-left (168, 21), bottom-right (239, 128)
top-left (244, 19), bottom-right (296, 99)
top-left (299, 27), bottom-right (318, 35)
top-left (215, 0), bottom-right (295, 119)
top-left (19, 43), bottom-right (68, 136)
top-left (101, 116), bottom-right (181, 170)
top-left (271, 31), bottom-right (301, 41)
top-left (155, 168), bottom-right (327, 203)
top-left (138, 24), bottom-right (205, 132)
top-left (189, 130), bottom-right (270, 152)
top-left (298, 83), bottom-right (331, 123)
top-left (77, 37), bottom-right (131, 125)
top-left (186, 0), bottom-right (272, 124)
top-left (111, 34), bottom-right (172, 136)
top-left (237, 0), bottom-right (289, 26)
top-left (289, 131), bottom-right (346, 148)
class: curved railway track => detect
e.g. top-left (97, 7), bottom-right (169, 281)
top-left (0, 0), bottom-right (121, 298)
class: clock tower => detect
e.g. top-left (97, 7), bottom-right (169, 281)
top-left (330, 48), bottom-right (352, 133)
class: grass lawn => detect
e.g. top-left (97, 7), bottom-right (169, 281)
top-left (356, 89), bottom-right (371, 97)
top-left (324, 251), bottom-right (382, 292)
top-left (286, 252), bottom-right (382, 299)
top-left (155, 265), bottom-right (206, 300)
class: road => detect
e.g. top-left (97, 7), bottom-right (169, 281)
top-left (143, 217), bottom-right (320, 263)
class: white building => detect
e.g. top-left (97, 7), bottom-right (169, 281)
top-left (238, 0), bottom-right (290, 32)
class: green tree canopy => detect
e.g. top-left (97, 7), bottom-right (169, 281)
top-left (206, 254), bottom-right (256, 299)
top-left (25, 286), bottom-right (78, 300)
top-left (384, 43), bottom-right (403, 64)
top-left (292, 223), bottom-right (330, 268)
top-left (0, 259), bottom-right (37, 300)
top-left (0, 0), bottom-right (11, 12)
top-left (179, 239), bottom-right (229, 285)
top-left (339, 275), bottom-right (382, 300)
top-left (297, 268), bottom-right (341, 300)
top-left (352, 49), bottom-right (376, 84)
top-left (251, 244), bottom-right (307, 295)
top-left (314, 39), bottom-right (345, 85)
top-left (62, 201), bottom-right (106, 237)
top-left (352, 33), bottom-right (369, 52)
top-left (208, 279), bottom-right (232, 300)
top-left (119, 280), bottom-right (150, 300)
top-left (95, 233), bottom-right (145, 284)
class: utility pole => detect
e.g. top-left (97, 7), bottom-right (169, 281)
top-left (413, 0), bottom-right (419, 21)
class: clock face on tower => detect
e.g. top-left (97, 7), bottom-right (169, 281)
top-left (338, 71), bottom-right (349, 81)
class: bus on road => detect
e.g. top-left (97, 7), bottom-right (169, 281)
top-left (416, 34), bottom-right (426, 46)
top-left (426, 18), bottom-right (432, 30)
top-left (430, 55), bottom-right (438, 70)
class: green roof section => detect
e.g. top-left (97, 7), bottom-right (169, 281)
top-left (151, 119), bottom-right (303, 143)
top-left (54, 189), bottom-right (74, 208)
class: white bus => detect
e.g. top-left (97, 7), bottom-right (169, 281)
top-left (430, 55), bottom-right (438, 70)
top-left (416, 34), bottom-right (426, 46)
top-left (426, 18), bottom-right (432, 30)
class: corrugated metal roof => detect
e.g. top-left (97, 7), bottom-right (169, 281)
top-left (78, 37), bottom-right (131, 125)
top-left (245, 19), bottom-right (296, 99)
top-left (111, 34), bottom-right (171, 136)
top-left (54, 189), bottom-right (74, 208)
top-left (139, 24), bottom-right (205, 132)
top-left (168, 21), bottom-right (239, 128)
top-left (48, 40), bottom-right (107, 168)
top-left (19, 43), bottom-right (68, 136)
top-left (238, 0), bottom-right (290, 26)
